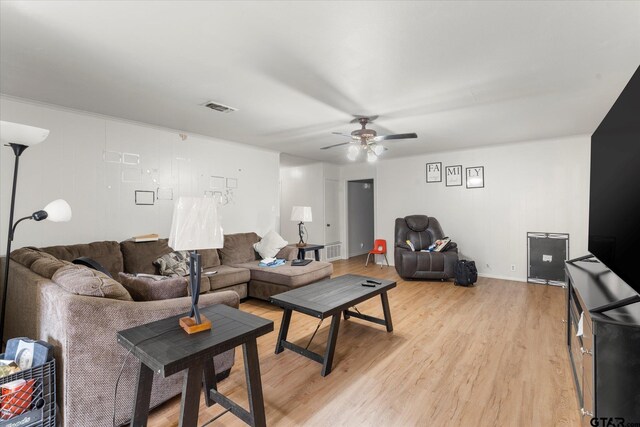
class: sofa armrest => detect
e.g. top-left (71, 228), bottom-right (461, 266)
top-left (276, 245), bottom-right (298, 261)
top-left (43, 288), bottom-right (239, 426)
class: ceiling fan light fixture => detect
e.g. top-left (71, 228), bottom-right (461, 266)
top-left (325, 115), bottom-right (418, 162)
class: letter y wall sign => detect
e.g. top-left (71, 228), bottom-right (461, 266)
top-left (465, 166), bottom-right (484, 189)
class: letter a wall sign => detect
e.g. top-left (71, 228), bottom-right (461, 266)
top-left (426, 162), bottom-right (442, 183)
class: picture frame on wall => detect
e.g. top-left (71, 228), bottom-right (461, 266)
top-left (466, 166), bottom-right (484, 189)
top-left (445, 165), bottom-right (463, 186)
top-left (426, 162), bottom-right (442, 183)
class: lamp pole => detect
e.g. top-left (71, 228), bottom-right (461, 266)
top-left (1, 143), bottom-right (28, 347)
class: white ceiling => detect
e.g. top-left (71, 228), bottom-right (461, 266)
top-left (1, 1), bottom-right (639, 164)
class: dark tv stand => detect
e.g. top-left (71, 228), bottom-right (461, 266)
top-left (592, 294), bottom-right (640, 313)
top-left (565, 259), bottom-right (640, 424)
top-left (566, 254), bottom-right (596, 264)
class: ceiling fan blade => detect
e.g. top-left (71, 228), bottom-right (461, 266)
top-left (320, 142), bottom-right (350, 150)
top-left (373, 133), bottom-right (418, 141)
top-left (331, 132), bottom-right (353, 138)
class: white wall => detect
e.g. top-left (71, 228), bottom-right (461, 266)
top-left (369, 135), bottom-right (590, 281)
top-left (279, 162), bottom-right (324, 247)
top-left (0, 97), bottom-right (280, 253)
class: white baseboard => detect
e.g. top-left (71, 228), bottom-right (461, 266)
top-left (478, 272), bottom-right (527, 283)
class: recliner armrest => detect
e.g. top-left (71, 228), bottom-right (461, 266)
top-left (444, 242), bottom-right (458, 253)
top-left (396, 242), bottom-right (413, 251)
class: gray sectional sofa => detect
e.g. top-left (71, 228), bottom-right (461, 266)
top-left (2, 232), bottom-right (333, 427)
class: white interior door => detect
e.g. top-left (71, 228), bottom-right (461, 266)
top-left (324, 179), bottom-right (340, 244)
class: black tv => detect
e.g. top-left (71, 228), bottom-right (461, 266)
top-left (588, 65), bottom-right (640, 304)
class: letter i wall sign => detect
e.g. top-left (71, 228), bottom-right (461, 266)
top-left (426, 163), bottom-right (484, 188)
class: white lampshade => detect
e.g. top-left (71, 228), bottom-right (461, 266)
top-left (367, 151), bottom-right (377, 163)
top-left (290, 206), bottom-right (312, 222)
top-left (372, 144), bottom-right (384, 156)
top-left (169, 197), bottom-right (223, 251)
top-left (0, 121), bottom-right (49, 146)
top-left (43, 199), bottom-right (72, 222)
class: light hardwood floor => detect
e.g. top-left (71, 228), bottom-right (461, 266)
top-left (147, 256), bottom-right (580, 426)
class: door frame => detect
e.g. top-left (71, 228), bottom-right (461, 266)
top-left (345, 178), bottom-right (376, 258)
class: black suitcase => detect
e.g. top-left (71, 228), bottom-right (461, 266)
top-left (455, 260), bottom-right (478, 286)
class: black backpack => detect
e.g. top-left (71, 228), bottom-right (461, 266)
top-left (455, 260), bottom-right (478, 286)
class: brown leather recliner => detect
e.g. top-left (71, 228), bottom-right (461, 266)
top-left (394, 215), bottom-right (459, 280)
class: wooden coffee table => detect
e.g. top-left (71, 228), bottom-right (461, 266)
top-left (269, 274), bottom-right (396, 376)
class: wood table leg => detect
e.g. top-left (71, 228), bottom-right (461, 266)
top-left (275, 309), bottom-right (292, 354)
top-left (202, 357), bottom-right (217, 407)
top-left (179, 359), bottom-right (204, 427)
top-left (244, 338), bottom-right (267, 427)
top-left (130, 362), bottom-right (154, 427)
top-left (343, 310), bottom-right (350, 320)
top-left (321, 314), bottom-right (341, 376)
top-left (381, 291), bottom-right (393, 332)
top-left (314, 249), bottom-right (320, 261)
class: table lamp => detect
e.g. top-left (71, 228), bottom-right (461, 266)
top-left (169, 197), bottom-right (223, 334)
top-left (290, 206), bottom-right (312, 247)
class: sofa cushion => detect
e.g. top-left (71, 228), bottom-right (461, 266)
top-left (52, 264), bottom-right (132, 301)
top-left (198, 248), bottom-right (221, 269)
top-left (11, 247), bottom-right (57, 269)
top-left (186, 274), bottom-right (212, 295)
top-left (154, 251), bottom-right (190, 277)
top-left (120, 239), bottom-right (173, 275)
top-left (215, 283), bottom-right (247, 299)
top-left (220, 233), bottom-right (260, 265)
top-left (41, 241), bottom-right (124, 279)
top-left (253, 230), bottom-right (288, 259)
top-left (31, 257), bottom-right (69, 279)
top-left (117, 273), bottom-right (188, 301)
top-left (275, 246), bottom-right (298, 261)
top-left (232, 260), bottom-right (333, 289)
top-left (204, 266), bottom-right (251, 292)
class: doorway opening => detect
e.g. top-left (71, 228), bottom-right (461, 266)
top-left (347, 179), bottom-right (374, 258)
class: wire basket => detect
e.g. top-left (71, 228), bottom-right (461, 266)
top-left (0, 357), bottom-right (55, 427)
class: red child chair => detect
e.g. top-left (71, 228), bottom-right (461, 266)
top-left (365, 239), bottom-right (389, 268)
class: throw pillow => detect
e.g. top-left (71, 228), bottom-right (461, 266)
top-left (52, 264), bottom-right (132, 301)
top-left (117, 273), bottom-right (188, 301)
top-left (253, 230), bottom-right (288, 259)
top-left (154, 251), bottom-right (190, 276)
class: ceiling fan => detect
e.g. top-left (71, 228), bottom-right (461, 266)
top-left (320, 115), bottom-right (417, 162)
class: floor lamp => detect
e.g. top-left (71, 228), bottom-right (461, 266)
top-left (0, 121), bottom-right (72, 346)
top-left (169, 197), bottom-right (223, 334)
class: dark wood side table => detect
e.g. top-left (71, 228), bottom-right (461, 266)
top-left (296, 243), bottom-right (324, 261)
top-left (117, 304), bottom-right (273, 427)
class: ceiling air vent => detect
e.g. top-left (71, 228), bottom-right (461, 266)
top-left (202, 101), bottom-right (238, 113)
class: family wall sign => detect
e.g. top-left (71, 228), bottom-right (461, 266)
top-left (426, 162), bottom-right (484, 189)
